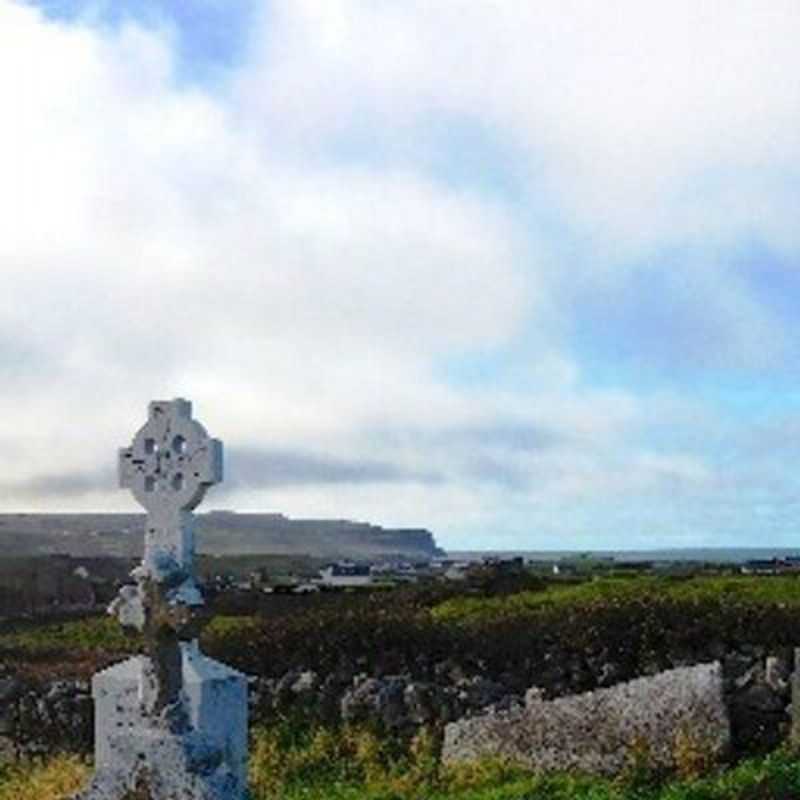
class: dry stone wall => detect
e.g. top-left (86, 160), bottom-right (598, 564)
top-left (0, 677), bottom-right (92, 759)
top-left (0, 647), bottom-right (795, 764)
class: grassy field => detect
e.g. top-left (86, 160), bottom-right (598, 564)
top-left (4, 727), bottom-right (800, 800)
top-left (4, 574), bottom-right (800, 798)
top-left (431, 575), bottom-right (800, 624)
top-left (0, 613), bottom-right (262, 678)
top-left (0, 616), bottom-right (131, 656)
top-left (5, 575), bottom-right (800, 660)
top-left (6, 573), bottom-right (800, 680)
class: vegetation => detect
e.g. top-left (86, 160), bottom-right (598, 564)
top-left (0, 615), bottom-right (134, 679)
top-left (216, 574), bottom-right (800, 686)
top-left (4, 727), bottom-right (800, 799)
top-left (246, 734), bottom-right (800, 800)
top-left (0, 616), bottom-right (131, 657)
top-left (431, 575), bottom-right (800, 624)
top-left (4, 574), bottom-right (800, 683)
top-left (0, 754), bottom-right (88, 800)
top-left (5, 574), bottom-right (800, 797)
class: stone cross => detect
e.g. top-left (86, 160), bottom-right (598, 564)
top-left (79, 399), bottom-right (248, 800)
top-left (119, 397), bottom-right (222, 583)
top-left (114, 399), bottom-right (222, 713)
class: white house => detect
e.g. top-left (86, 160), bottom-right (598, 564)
top-left (316, 560), bottom-right (373, 588)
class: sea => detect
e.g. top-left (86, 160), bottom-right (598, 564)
top-left (445, 548), bottom-right (800, 565)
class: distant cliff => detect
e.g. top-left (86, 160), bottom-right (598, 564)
top-left (0, 512), bottom-right (443, 560)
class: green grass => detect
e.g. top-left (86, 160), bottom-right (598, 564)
top-left (0, 614), bottom-right (261, 662)
top-left (6, 729), bottom-right (800, 800)
top-left (0, 616), bottom-right (133, 656)
top-left (4, 576), bottom-right (799, 658)
top-left (4, 575), bottom-right (799, 674)
top-left (5, 576), bottom-right (800, 798)
top-left (244, 721), bottom-right (800, 800)
top-left (204, 614), bottom-right (262, 641)
top-left (0, 754), bottom-right (88, 800)
top-left (431, 576), bottom-right (800, 625)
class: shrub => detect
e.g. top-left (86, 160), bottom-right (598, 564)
top-left (672, 728), bottom-right (722, 781)
top-left (0, 755), bottom-right (89, 800)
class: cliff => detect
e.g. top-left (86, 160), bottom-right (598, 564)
top-left (0, 512), bottom-right (443, 560)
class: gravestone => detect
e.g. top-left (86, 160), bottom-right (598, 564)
top-left (78, 399), bottom-right (248, 800)
top-left (442, 662), bottom-right (730, 774)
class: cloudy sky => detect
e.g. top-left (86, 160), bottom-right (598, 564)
top-left (2, 0), bottom-right (799, 551)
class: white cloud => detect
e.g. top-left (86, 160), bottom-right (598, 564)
top-left (243, 0), bottom-right (800, 257)
top-left (1, 1), bottom-right (797, 549)
top-left (0, 2), bottom-right (540, 521)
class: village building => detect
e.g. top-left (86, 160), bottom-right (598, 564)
top-left (316, 560), bottom-right (373, 588)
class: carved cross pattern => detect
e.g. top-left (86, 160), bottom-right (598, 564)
top-left (114, 399), bottom-right (223, 714)
top-left (119, 399), bottom-right (223, 516)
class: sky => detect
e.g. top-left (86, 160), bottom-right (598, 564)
top-left (2, 0), bottom-right (800, 551)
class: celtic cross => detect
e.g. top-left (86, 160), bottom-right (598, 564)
top-left (79, 401), bottom-right (248, 800)
top-left (113, 398), bottom-right (223, 714)
top-left (119, 398), bottom-right (222, 579)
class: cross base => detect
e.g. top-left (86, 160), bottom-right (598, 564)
top-left (76, 644), bottom-right (248, 800)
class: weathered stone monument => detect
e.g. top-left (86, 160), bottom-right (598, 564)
top-left (78, 399), bottom-right (248, 800)
top-left (442, 662), bottom-right (730, 774)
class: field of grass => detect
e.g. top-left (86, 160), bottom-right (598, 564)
top-left (0, 613), bottom-right (262, 678)
top-left (4, 574), bottom-right (800, 682)
top-left (5, 575), bottom-right (800, 798)
top-left (431, 575), bottom-right (800, 624)
top-left (0, 616), bottom-right (131, 656)
top-left (4, 727), bottom-right (800, 800)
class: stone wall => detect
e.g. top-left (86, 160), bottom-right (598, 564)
top-left (0, 646), bottom-right (794, 762)
top-left (0, 676), bottom-right (92, 759)
top-left (441, 662), bottom-right (730, 774)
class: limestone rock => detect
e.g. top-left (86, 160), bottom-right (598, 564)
top-left (442, 662), bottom-right (730, 775)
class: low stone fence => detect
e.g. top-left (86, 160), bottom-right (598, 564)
top-left (0, 646), bottom-right (795, 762)
top-left (0, 676), bottom-right (93, 759)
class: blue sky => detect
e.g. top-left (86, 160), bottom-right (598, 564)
top-left (2, 0), bottom-right (800, 551)
top-left (28, 0), bottom-right (256, 81)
